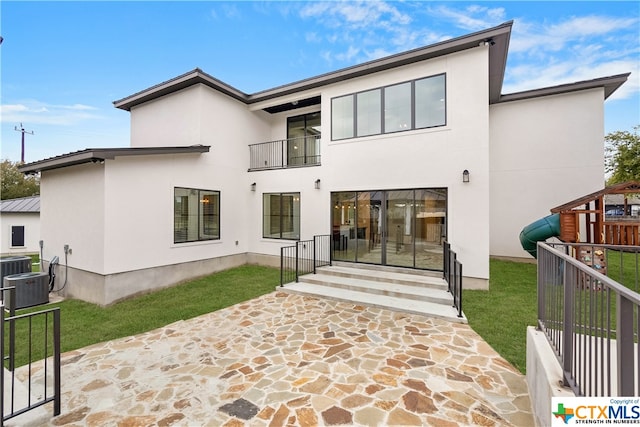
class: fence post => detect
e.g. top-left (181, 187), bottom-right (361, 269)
top-left (295, 242), bottom-right (299, 283)
top-left (562, 259), bottom-right (574, 387)
top-left (53, 309), bottom-right (61, 416)
top-left (616, 295), bottom-right (634, 396)
top-left (1, 303), bottom-right (5, 426)
top-left (313, 236), bottom-right (317, 275)
top-left (280, 247), bottom-right (284, 287)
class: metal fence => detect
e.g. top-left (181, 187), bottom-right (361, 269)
top-left (443, 241), bottom-right (463, 318)
top-left (280, 235), bottom-right (331, 286)
top-left (537, 242), bottom-right (640, 396)
top-left (249, 136), bottom-right (321, 171)
top-left (0, 286), bottom-right (61, 425)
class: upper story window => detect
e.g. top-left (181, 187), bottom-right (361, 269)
top-left (174, 187), bottom-right (220, 243)
top-left (287, 112), bottom-right (321, 166)
top-left (331, 73), bottom-right (446, 141)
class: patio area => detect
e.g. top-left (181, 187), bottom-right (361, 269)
top-left (13, 291), bottom-right (533, 426)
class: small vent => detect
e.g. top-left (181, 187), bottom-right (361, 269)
top-left (3, 272), bottom-right (49, 309)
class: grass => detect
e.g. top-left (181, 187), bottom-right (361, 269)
top-left (5, 265), bottom-right (280, 368)
top-left (463, 259), bottom-right (538, 374)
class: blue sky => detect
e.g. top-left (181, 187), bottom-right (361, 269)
top-left (1, 1), bottom-right (638, 164)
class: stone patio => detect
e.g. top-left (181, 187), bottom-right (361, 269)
top-left (11, 291), bottom-right (534, 426)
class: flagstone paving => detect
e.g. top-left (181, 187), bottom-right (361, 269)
top-left (15, 291), bottom-right (534, 426)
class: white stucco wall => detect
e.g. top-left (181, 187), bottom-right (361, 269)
top-left (489, 88), bottom-right (606, 258)
top-left (40, 163), bottom-right (106, 273)
top-left (0, 212), bottom-right (40, 255)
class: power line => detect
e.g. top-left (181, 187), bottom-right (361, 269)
top-left (14, 123), bottom-right (34, 163)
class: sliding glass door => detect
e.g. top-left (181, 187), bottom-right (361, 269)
top-left (331, 188), bottom-right (447, 270)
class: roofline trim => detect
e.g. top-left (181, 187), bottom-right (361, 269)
top-left (495, 73), bottom-right (631, 104)
top-left (18, 145), bottom-right (211, 174)
top-left (113, 22), bottom-right (513, 111)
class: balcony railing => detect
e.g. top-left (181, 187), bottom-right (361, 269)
top-left (249, 135), bottom-right (321, 171)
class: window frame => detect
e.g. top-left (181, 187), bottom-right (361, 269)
top-left (10, 225), bottom-right (25, 247)
top-left (173, 187), bottom-right (220, 244)
top-left (262, 192), bottom-right (301, 240)
top-left (330, 73), bottom-right (446, 141)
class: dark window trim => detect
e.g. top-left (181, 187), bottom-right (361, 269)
top-left (330, 73), bottom-right (447, 141)
top-left (262, 192), bottom-right (301, 240)
top-left (173, 186), bottom-right (221, 244)
top-left (11, 225), bottom-right (25, 247)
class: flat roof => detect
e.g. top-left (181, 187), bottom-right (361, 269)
top-left (0, 196), bottom-right (40, 213)
top-left (19, 145), bottom-right (210, 174)
top-left (114, 21), bottom-right (514, 111)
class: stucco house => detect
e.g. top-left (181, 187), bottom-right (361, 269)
top-left (0, 196), bottom-right (40, 256)
top-left (20, 21), bottom-right (628, 305)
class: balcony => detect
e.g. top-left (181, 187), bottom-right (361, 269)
top-left (249, 135), bottom-right (321, 171)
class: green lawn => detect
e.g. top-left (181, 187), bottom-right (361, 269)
top-left (463, 259), bottom-right (538, 374)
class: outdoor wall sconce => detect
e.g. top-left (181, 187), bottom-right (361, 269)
top-left (251, 182), bottom-right (256, 192)
top-left (462, 170), bottom-right (470, 183)
top-left (315, 179), bottom-right (321, 190)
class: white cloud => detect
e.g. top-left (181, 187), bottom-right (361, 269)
top-left (426, 4), bottom-right (506, 31)
top-left (0, 101), bottom-right (103, 126)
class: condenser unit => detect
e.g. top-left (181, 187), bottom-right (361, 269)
top-left (0, 256), bottom-right (32, 284)
top-left (3, 272), bottom-right (49, 309)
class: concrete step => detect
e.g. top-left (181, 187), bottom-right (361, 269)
top-left (316, 265), bottom-right (447, 290)
top-left (281, 281), bottom-right (466, 323)
top-left (300, 273), bottom-right (451, 305)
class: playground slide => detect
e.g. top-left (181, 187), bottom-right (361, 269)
top-left (519, 213), bottom-right (561, 258)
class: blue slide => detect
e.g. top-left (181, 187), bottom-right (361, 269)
top-left (519, 213), bottom-right (561, 258)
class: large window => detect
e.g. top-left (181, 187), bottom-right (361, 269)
top-left (174, 187), bottom-right (220, 243)
top-left (263, 193), bottom-right (300, 240)
top-left (331, 74), bottom-right (446, 140)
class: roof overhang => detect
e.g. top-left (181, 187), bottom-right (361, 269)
top-left (113, 21), bottom-right (513, 112)
top-left (495, 73), bottom-right (630, 104)
top-left (551, 181), bottom-right (640, 213)
top-left (18, 145), bottom-right (210, 174)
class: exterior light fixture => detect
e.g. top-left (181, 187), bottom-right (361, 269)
top-left (251, 182), bottom-right (256, 192)
top-left (462, 170), bottom-right (470, 183)
top-left (315, 179), bottom-right (321, 190)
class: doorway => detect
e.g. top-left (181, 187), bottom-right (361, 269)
top-left (331, 188), bottom-right (447, 270)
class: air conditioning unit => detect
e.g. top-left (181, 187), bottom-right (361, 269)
top-left (0, 256), bottom-right (32, 284)
top-left (3, 272), bottom-right (49, 309)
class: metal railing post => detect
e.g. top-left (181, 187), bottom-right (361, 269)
top-left (616, 294), bottom-right (634, 396)
top-left (53, 309), bottom-right (61, 416)
top-left (562, 258), bottom-right (574, 387)
top-left (313, 236), bottom-right (317, 275)
top-left (280, 247), bottom-right (284, 287)
top-left (1, 303), bottom-right (5, 427)
top-left (295, 242), bottom-right (299, 282)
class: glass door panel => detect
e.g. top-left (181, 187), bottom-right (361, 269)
top-left (385, 190), bottom-right (415, 267)
top-left (356, 191), bottom-right (383, 264)
top-left (331, 192), bottom-right (356, 262)
top-left (415, 189), bottom-right (447, 269)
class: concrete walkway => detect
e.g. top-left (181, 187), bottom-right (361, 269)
top-left (12, 291), bottom-right (533, 426)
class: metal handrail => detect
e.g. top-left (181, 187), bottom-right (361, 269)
top-left (443, 241), bottom-right (463, 318)
top-left (280, 235), bottom-right (331, 286)
top-left (537, 242), bottom-right (640, 397)
top-left (0, 287), bottom-right (61, 425)
top-left (249, 135), bottom-right (321, 171)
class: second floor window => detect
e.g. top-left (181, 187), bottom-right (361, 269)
top-left (331, 74), bottom-right (446, 140)
top-left (287, 112), bottom-right (321, 166)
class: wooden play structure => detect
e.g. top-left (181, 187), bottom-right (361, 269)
top-left (550, 180), bottom-right (640, 246)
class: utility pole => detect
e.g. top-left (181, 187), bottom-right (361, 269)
top-left (14, 123), bottom-right (34, 163)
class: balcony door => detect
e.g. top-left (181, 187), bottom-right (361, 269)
top-left (331, 188), bottom-right (447, 270)
top-left (287, 112), bottom-right (321, 166)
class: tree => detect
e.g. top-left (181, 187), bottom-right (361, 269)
top-left (0, 159), bottom-right (40, 200)
top-left (605, 125), bottom-right (640, 185)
